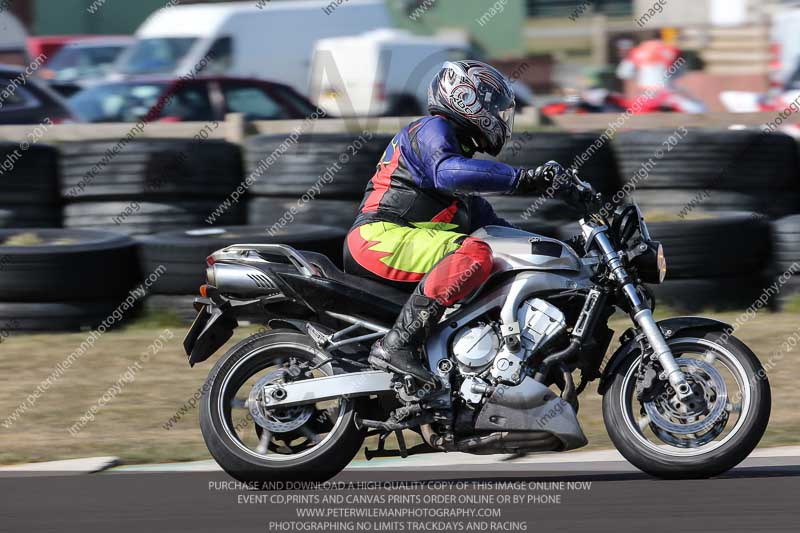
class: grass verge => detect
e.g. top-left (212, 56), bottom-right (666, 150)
top-left (0, 308), bottom-right (797, 466)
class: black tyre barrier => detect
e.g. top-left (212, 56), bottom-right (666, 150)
top-left (144, 294), bottom-right (267, 324)
top-left (770, 215), bottom-right (800, 305)
top-left (0, 229), bottom-right (139, 302)
top-left (0, 143), bottom-right (60, 204)
top-left (772, 215), bottom-right (800, 271)
top-left (0, 301), bottom-right (137, 332)
top-left (487, 131), bottom-right (622, 194)
top-left (648, 275), bottom-right (771, 312)
top-left (0, 205), bottom-right (61, 229)
top-left (137, 224), bottom-right (347, 294)
top-left (556, 213), bottom-right (774, 311)
top-left (646, 213), bottom-right (771, 279)
top-left (59, 139), bottom-right (243, 199)
top-left (485, 194), bottom-right (582, 230)
top-left (613, 130), bottom-right (800, 191)
top-left (247, 197), bottom-right (360, 229)
top-left (64, 200), bottom-right (244, 235)
top-left (629, 189), bottom-right (800, 218)
top-left (244, 133), bottom-right (392, 200)
top-left (144, 294), bottom-right (205, 323)
top-left (0, 143), bottom-right (61, 228)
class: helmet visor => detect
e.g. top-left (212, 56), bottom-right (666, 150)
top-left (487, 89), bottom-right (515, 135)
top-left (498, 105), bottom-right (515, 135)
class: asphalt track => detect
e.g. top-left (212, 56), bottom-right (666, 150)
top-left (2, 451), bottom-right (799, 533)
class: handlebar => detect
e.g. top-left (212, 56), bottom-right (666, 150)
top-left (566, 168), bottom-right (605, 217)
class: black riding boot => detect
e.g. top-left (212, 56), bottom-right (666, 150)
top-left (369, 286), bottom-right (445, 385)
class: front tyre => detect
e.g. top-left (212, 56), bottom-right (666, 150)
top-left (200, 330), bottom-right (366, 484)
top-left (603, 330), bottom-right (770, 479)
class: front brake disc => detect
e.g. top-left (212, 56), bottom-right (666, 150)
top-left (643, 358), bottom-right (728, 436)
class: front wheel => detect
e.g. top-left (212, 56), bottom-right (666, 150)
top-left (603, 329), bottom-right (771, 479)
top-left (200, 330), bottom-right (366, 484)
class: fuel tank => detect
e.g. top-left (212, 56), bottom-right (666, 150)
top-left (471, 225), bottom-right (581, 273)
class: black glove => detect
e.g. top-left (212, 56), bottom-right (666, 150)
top-left (514, 160), bottom-right (571, 196)
top-left (516, 160), bottom-right (599, 207)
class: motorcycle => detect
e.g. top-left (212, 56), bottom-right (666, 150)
top-left (720, 89), bottom-right (800, 138)
top-left (184, 170), bottom-right (770, 482)
top-left (541, 87), bottom-right (707, 118)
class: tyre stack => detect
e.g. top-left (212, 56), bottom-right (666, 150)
top-left (59, 139), bottom-right (245, 235)
top-left (614, 130), bottom-right (800, 217)
top-left (770, 215), bottom-right (800, 306)
top-left (483, 131), bottom-right (621, 237)
top-left (137, 224), bottom-right (346, 322)
top-left (244, 133), bottom-right (392, 230)
top-left (559, 213), bottom-right (772, 311)
top-left (0, 229), bottom-right (140, 332)
top-left (0, 143), bottom-right (61, 228)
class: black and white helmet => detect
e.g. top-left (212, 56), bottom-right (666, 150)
top-left (427, 60), bottom-right (516, 156)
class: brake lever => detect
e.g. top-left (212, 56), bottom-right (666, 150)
top-left (568, 168), bottom-right (597, 199)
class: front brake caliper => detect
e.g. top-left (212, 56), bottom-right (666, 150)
top-left (634, 337), bottom-right (664, 402)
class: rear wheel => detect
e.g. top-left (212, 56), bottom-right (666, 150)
top-left (200, 330), bottom-right (365, 484)
top-left (603, 330), bottom-right (770, 479)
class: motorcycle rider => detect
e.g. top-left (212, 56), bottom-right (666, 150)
top-left (344, 60), bottom-right (584, 385)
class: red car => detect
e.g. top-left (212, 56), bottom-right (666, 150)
top-left (69, 76), bottom-right (321, 123)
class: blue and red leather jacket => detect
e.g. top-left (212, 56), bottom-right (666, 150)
top-left (351, 116), bottom-right (520, 234)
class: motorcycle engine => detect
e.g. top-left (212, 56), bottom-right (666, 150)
top-left (451, 323), bottom-right (499, 374)
top-left (517, 298), bottom-right (567, 354)
top-left (451, 298), bottom-right (567, 404)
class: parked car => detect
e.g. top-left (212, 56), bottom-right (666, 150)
top-left (69, 76), bottom-right (320, 123)
top-left (112, 0), bottom-right (391, 95)
top-left (0, 65), bottom-right (78, 124)
top-left (39, 37), bottom-right (134, 97)
top-left (27, 35), bottom-right (129, 66)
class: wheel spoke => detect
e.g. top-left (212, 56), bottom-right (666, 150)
top-left (638, 415), bottom-right (652, 431)
top-left (299, 425), bottom-right (321, 445)
top-left (726, 402), bottom-right (742, 414)
top-left (274, 435), bottom-right (294, 453)
top-left (255, 429), bottom-right (272, 454)
top-left (222, 348), bottom-right (343, 460)
top-left (704, 351), bottom-right (717, 364)
top-left (230, 398), bottom-right (248, 409)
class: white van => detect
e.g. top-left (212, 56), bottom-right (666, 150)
top-left (772, 5), bottom-right (800, 86)
top-left (310, 29), bottom-right (471, 117)
top-left (0, 11), bottom-right (29, 66)
top-left (113, 0), bottom-right (391, 95)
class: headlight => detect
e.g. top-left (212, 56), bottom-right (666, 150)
top-left (206, 264), bottom-right (216, 286)
top-left (633, 240), bottom-right (666, 284)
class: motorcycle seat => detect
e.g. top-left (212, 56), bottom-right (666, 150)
top-left (298, 251), bottom-right (409, 311)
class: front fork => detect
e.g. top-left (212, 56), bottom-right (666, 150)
top-left (594, 232), bottom-right (693, 400)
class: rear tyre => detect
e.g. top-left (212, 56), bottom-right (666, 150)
top-left (200, 330), bottom-right (365, 484)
